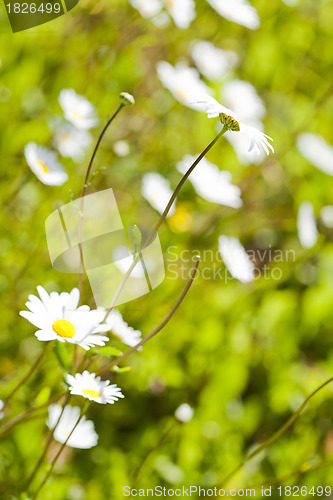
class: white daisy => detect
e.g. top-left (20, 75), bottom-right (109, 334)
top-left (218, 235), bottom-right (255, 283)
top-left (142, 172), bottom-right (176, 216)
top-left (177, 155), bottom-right (242, 208)
top-left (54, 124), bottom-right (93, 161)
top-left (66, 371), bottom-right (125, 405)
top-left (164, 0), bottom-right (196, 29)
top-left (224, 127), bottom-right (267, 165)
top-left (206, 0), bottom-right (260, 30)
top-left (105, 309), bottom-right (142, 347)
top-left (175, 403), bottom-right (194, 423)
top-left (130, 0), bottom-right (162, 18)
top-left (24, 142), bottom-right (68, 186)
top-left (195, 95), bottom-right (274, 156)
top-left (191, 41), bottom-right (238, 81)
top-left (221, 79), bottom-right (266, 123)
top-left (59, 89), bottom-right (99, 130)
top-left (297, 133), bottom-right (333, 176)
top-left (47, 404), bottom-right (98, 449)
top-left (157, 61), bottom-right (213, 110)
top-left (19, 286), bottom-right (110, 351)
top-left (113, 140), bottom-right (130, 157)
top-left (297, 202), bottom-right (318, 249)
top-left (320, 205), bottom-right (333, 228)
top-left (0, 400), bottom-right (4, 420)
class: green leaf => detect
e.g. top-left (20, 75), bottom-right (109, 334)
top-left (34, 386), bottom-right (51, 406)
top-left (94, 346), bottom-right (123, 357)
top-left (53, 341), bottom-right (72, 372)
top-left (112, 365), bottom-right (131, 373)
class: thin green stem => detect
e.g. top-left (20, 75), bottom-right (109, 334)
top-left (254, 459), bottom-right (333, 488)
top-left (2, 342), bottom-right (51, 412)
top-left (97, 255), bottom-right (200, 376)
top-left (31, 401), bottom-right (90, 500)
top-left (220, 376), bottom-right (333, 487)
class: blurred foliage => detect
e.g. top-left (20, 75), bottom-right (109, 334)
top-left (1, 0), bottom-right (333, 498)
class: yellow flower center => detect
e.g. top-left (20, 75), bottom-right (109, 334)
top-left (82, 389), bottom-right (101, 398)
top-left (73, 109), bottom-right (83, 118)
top-left (52, 319), bottom-right (76, 338)
top-left (175, 89), bottom-right (186, 103)
top-left (166, 0), bottom-right (173, 8)
top-left (37, 160), bottom-right (49, 173)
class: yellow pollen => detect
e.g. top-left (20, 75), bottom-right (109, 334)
top-left (37, 160), bottom-right (49, 173)
top-left (82, 389), bottom-right (101, 398)
top-left (52, 319), bottom-right (76, 338)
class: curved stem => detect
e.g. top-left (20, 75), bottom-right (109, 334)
top-left (2, 343), bottom-right (51, 412)
top-left (97, 255), bottom-right (200, 376)
top-left (31, 401), bottom-right (90, 500)
top-left (220, 376), bottom-right (333, 487)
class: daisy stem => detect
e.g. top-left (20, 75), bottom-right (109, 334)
top-left (31, 401), bottom-right (91, 500)
top-left (102, 126), bottom-right (228, 320)
top-left (2, 342), bottom-right (51, 412)
top-left (25, 393), bottom-right (71, 492)
top-left (219, 376), bottom-right (333, 488)
top-left (97, 255), bottom-right (200, 376)
top-left (3, 170), bottom-right (32, 207)
top-left (0, 391), bottom-right (66, 438)
top-left (78, 104), bottom-right (125, 303)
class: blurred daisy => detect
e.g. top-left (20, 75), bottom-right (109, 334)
top-left (66, 371), bottom-right (125, 405)
top-left (0, 400), bottom-right (4, 420)
top-left (54, 124), bottom-right (92, 161)
top-left (195, 95), bottom-right (274, 156)
top-left (19, 286), bottom-right (110, 350)
top-left (157, 61), bottom-right (213, 110)
top-left (113, 245), bottom-right (147, 279)
top-left (221, 79), bottom-right (266, 123)
top-left (105, 309), bottom-right (142, 347)
top-left (225, 124), bottom-right (267, 165)
top-left (24, 142), bottom-right (68, 186)
top-left (191, 41), bottom-right (238, 81)
top-left (175, 403), bottom-right (194, 423)
top-left (113, 140), bottom-right (130, 157)
top-left (47, 404), bottom-right (98, 449)
top-left (164, 0), bottom-right (196, 29)
top-left (218, 235), bottom-right (255, 283)
top-left (297, 133), bottom-right (333, 176)
top-left (142, 172), bottom-right (176, 216)
top-left (206, 0), bottom-right (260, 30)
top-left (177, 155), bottom-right (242, 208)
top-left (130, 0), bottom-right (162, 18)
top-left (320, 206), bottom-right (333, 228)
top-left (59, 89), bottom-right (99, 130)
top-left (297, 202), bottom-right (318, 249)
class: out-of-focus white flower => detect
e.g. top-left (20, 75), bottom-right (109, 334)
top-left (195, 95), bottom-right (274, 156)
top-left (164, 0), bottom-right (196, 29)
top-left (54, 124), bottom-right (92, 161)
top-left (24, 142), bottom-right (68, 186)
top-left (175, 403), bottom-right (194, 423)
top-left (47, 404), bottom-right (98, 449)
top-left (218, 235), bottom-right (255, 283)
top-left (66, 371), bottom-right (124, 405)
top-left (225, 125), bottom-right (267, 165)
top-left (157, 61), bottom-right (213, 110)
top-left (59, 89), bottom-right (99, 130)
top-left (130, 0), bottom-right (162, 18)
top-left (112, 246), bottom-right (146, 279)
top-left (113, 140), bottom-right (130, 157)
top-left (320, 206), bottom-right (333, 228)
top-left (142, 172), bottom-right (175, 216)
top-left (19, 286), bottom-right (110, 350)
top-left (177, 155), bottom-right (242, 208)
top-left (0, 400), bottom-right (4, 420)
top-left (221, 79), bottom-right (266, 123)
top-left (206, 0), bottom-right (260, 30)
top-left (297, 202), bottom-right (318, 249)
top-left (105, 309), bottom-right (142, 347)
top-left (191, 41), bottom-right (238, 81)
top-left (297, 133), bottom-right (333, 176)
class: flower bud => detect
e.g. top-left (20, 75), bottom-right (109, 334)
top-left (119, 92), bottom-right (135, 106)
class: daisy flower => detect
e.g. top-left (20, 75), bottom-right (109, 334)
top-left (218, 235), bottom-right (255, 283)
top-left (24, 142), bottom-right (68, 186)
top-left (191, 41), bottom-right (238, 81)
top-left (224, 125), bottom-right (267, 166)
top-left (175, 403), bottom-right (194, 423)
top-left (297, 133), bottom-right (333, 176)
top-left (130, 0), bottom-right (162, 18)
top-left (66, 371), bottom-right (125, 405)
top-left (297, 202), bottom-right (318, 249)
top-left (164, 0), bottom-right (196, 29)
top-left (59, 89), bottom-right (99, 130)
top-left (195, 95), bottom-right (274, 156)
top-left (105, 309), bottom-right (142, 347)
top-left (0, 400), bottom-right (4, 420)
top-left (206, 0), bottom-right (260, 30)
top-left (19, 286), bottom-right (110, 351)
top-left (47, 404), bottom-right (98, 449)
top-left (54, 123), bottom-right (92, 161)
top-left (157, 61), bottom-right (213, 110)
top-left (177, 155), bottom-right (242, 208)
top-left (142, 172), bottom-right (176, 216)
